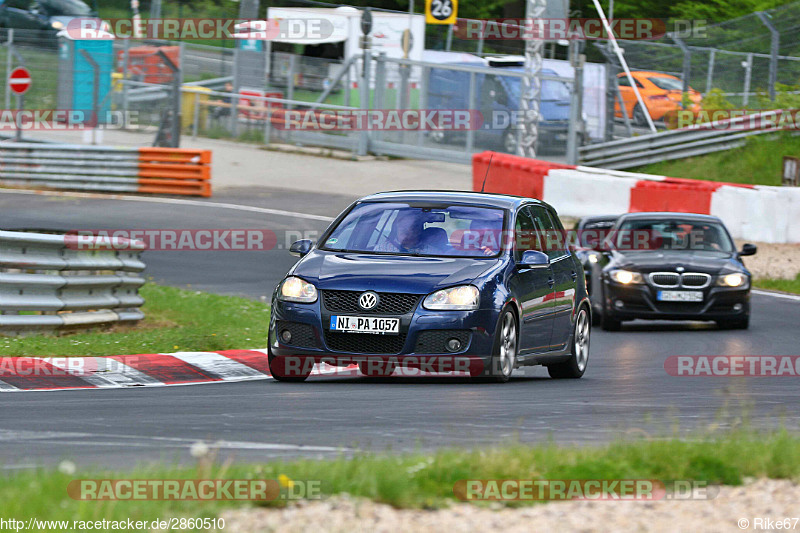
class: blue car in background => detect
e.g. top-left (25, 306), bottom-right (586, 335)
top-left (268, 191), bottom-right (591, 383)
top-left (427, 64), bottom-right (573, 153)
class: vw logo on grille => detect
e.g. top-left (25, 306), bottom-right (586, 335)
top-left (358, 291), bottom-right (379, 310)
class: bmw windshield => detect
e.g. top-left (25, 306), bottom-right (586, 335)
top-left (615, 219), bottom-right (735, 253)
top-left (321, 202), bottom-right (506, 257)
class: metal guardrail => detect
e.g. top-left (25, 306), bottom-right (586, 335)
top-left (0, 230), bottom-right (146, 335)
top-left (579, 110), bottom-right (791, 169)
top-left (0, 143), bottom-right (212, 196)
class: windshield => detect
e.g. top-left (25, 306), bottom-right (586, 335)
top-left (321, 202), bottom-right (506, 257)
top-left (648, 76), bottom-right (684, 91)
top-left (505, 77), bottom-right (571, 102)
top-left (40, 0), bottom-right (92, 15)
top-left (615, 219), bottom-right (735, 253)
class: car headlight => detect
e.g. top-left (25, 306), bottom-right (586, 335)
top-left (587, 253), bottom-right (599, 264)
top-left (278, 276), bottom-right (317, 303)
top-left (51, 20), bottom-right (64, 29)
top-left (717, 273), bottom-right (747, 288)
top-left (423, 285), bottom-right (479, 311)
top-left (609, 269), bottom-right (643, 284)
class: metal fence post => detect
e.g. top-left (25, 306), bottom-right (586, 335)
top-left (5, 29), bottom-right (13, 112)
top-left (742, 53), bottom-right (753, 107)
top-left (122, 38), bottom-right (130, 128)
top-left (566, 47), bottom-right (583, 165)
top-left (192, 92), bottom-right (199, 138)
top-left (465, 72), bottom-right (476, 155)
top-left (445, 24), bottom-right (453, 52)
top-left (756, 11), bottom-right (779, 101)
top-left (357, 52), bottom-right (372, 156)
top-left (671, 34), bottom-right (692, 95)
top-left (156, 49), bottom-right (181, 147)
top-left (373, 53), bottom-right (387, 144)
top-left (705, 49), bottom-right (716, 94)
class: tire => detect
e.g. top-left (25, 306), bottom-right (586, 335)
top-left (267, 333), bottom-right (311, 382)
top-left (716, 317), bottom-right (749, 330)
top-left (632, 104), bottom-right (649, 127)
top-left (358, 360), bottom-right (396, 377)
top-left (548, 306), bottom-right (591, 379)
top-left (475, 308), bottom-right (518, 383)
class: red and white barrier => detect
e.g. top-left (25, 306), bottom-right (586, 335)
top-left (473, 151), bottom-right (800, 243)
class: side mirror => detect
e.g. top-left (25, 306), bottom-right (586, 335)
top-left (289, 239), bottom-right (313, 257)
top-left (517, 250), bottom-right (550, 268)
top-left (739, 243), bottom-right (757, 256)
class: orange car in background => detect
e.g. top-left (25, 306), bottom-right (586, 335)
top-left (614, 71), bottom-right (702, 126)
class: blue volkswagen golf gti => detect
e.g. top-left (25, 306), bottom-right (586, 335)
top-left (267, 191), bottom-right (591, 383)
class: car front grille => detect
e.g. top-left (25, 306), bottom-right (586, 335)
top-left (649, 272), bottom-right (711, 289)
top-left (324, 331), bottom-right (408, 354)
top-left (274, 321), bottom-right (318, 348)
top-left (650, 273), bottom-right (680, 287)
top-left (414, 330), bottom-right (471, 354)
top-left (321, 290), bottom-right (420, 315)
top-left (681, 273), bottom-right (711, 287)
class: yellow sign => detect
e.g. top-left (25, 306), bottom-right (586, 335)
top-left (426, 0), bottom-right (457, 25)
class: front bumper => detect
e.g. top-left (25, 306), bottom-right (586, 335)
top-left (269, 298), bottom-right (499, 368)
top-left (602, 280), bottom-right (750, 321)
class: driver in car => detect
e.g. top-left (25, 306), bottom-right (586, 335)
top-left (374, 212), bottom-right (438, 254)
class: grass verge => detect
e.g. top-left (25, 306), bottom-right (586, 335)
top-left (754, 274), bottom-right (800, 295)
top-left (0, 284), bottom-right (270, 356)
top-left (2, 430), bottom-right (800, 521)
top-left (631, 133), bottom-right (800, 186)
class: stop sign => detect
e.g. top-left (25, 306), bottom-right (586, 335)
top-left (8, 67), bottom-right (31, 95)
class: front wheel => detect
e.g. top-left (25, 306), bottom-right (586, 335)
top-left (474, 308), bottom-right (518, 383)
top-left (548, 306), bottom-right (590, 379)
top-left (267, 334), bottom-right (311, 382)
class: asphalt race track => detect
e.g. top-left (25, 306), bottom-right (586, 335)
top-left (1, 189), bottom-right (799, 470)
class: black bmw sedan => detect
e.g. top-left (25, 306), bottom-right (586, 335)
top-left (590, 212), bottom-right (757, 331)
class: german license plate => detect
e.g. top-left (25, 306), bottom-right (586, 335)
top-left (657, 290), bottom-right (703, 302)
top-left (329, 316), bottom-right (400, 335)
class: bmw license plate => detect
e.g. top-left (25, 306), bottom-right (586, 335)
top-left (657, 290), bottom-right (704, 302)
top-left (329, 316), bottom-right (400, 335)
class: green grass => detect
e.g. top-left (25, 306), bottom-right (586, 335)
top-left (0, 284), bottom-right (269, 356)
top-left (754, 274), bottom-right (800, 295)
top-left (2, 430), bottom-right (800, 522)
top-left (631, 133), bottom-right (800, 186)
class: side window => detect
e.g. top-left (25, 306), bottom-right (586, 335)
top-left (617, 76), bottom-right (630, 87)
top-left (530, 206), bottom-right (566, 260)
top-left (514, 207), bottom-right (538, 262)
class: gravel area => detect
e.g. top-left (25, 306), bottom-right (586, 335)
top-left (220, 478), bottom-right (798, 532)
top-left (737, 241), bottom-right (800, 280)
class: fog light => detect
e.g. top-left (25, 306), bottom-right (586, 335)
top-left (446, 338), bottom-right (462, 352)
top-left (280, 329), bottom-right (292, 343)
top-left (614, 300), bottom-right (624, 309)
top-left (733, 303), bottom-right (743, 312)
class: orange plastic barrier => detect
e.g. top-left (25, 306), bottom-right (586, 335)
top-left (473, 151), bottom-right (575, 199)
top-left (137, 148), bottom-right (212, 197)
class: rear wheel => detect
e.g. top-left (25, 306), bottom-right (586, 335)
top-left (548, 306), bottom-right (590, 379)
top-left (632, 104), bottom-right (649, 127)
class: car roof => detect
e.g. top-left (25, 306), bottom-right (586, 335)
top-left (619, 71), bottom-right (679, 79)
top-left (616, 212), bottom-right (723, 224)
top-left (358, 190), bottom-right (546, 210)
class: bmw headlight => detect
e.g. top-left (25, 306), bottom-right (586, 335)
top-left (717, 273), bottom-right (748, 288)
top-left (609, 269), bottom-right (644, 285)
top-left (51, 20), bottom-right (64, 30)
top-left (278, 276), bottom-right (318, 303)
top-left (423, 285), bottom-right (479, 311)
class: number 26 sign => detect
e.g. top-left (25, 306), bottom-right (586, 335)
top-left (426, 0), bottom-right (457, 25)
